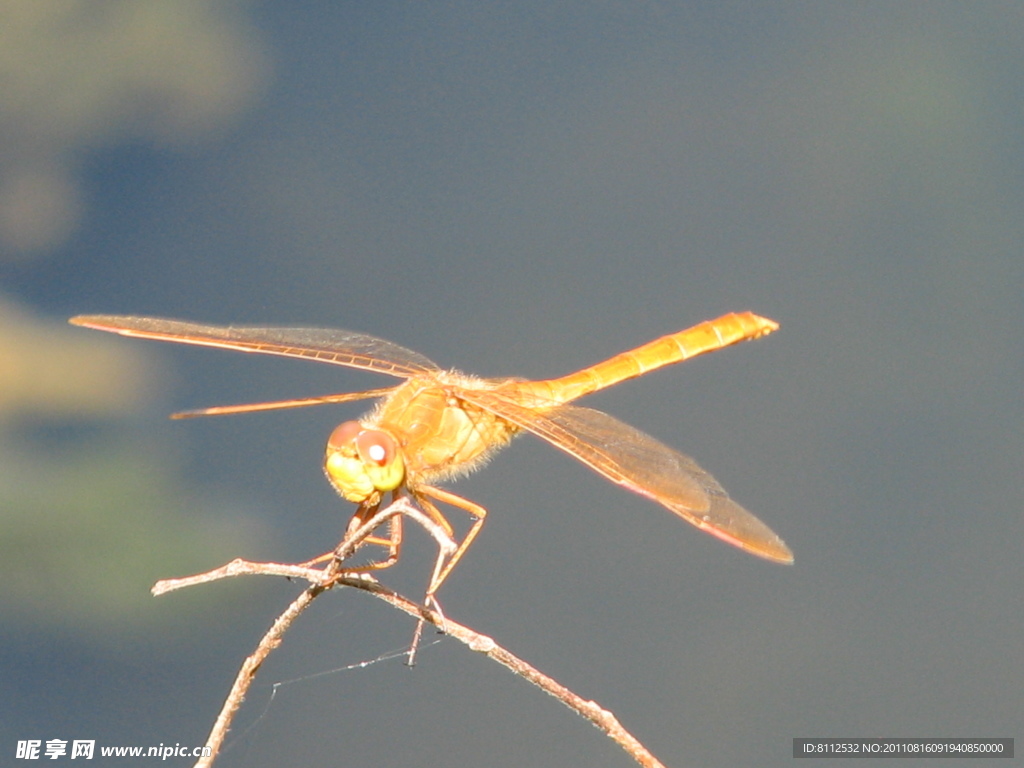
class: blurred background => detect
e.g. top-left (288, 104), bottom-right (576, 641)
top-left (2, 2), bottom-right (1021, 766)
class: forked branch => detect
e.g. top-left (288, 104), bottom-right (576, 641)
top-left (153, 499), bottom-right (668, 768)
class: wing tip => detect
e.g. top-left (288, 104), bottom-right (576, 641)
top-left (756, 538), bottom-right (794, 565)
top-left (707, 524), bottom-right (794, 565)
top-left (69, 315), bottom-right (129, 332)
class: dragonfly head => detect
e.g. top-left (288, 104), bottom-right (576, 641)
top-left (324, 421), bottom-right (405, 502)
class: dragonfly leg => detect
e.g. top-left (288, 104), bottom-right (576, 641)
top-left (331, 497), bottom-right (405, 574)
top-left (296, 498), bottom-right (404, 572)
top-left (417, 485), bottom-right (488, 603)
top-left (386, 488), bottom-right (482, 665)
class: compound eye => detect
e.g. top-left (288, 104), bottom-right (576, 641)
top-left (356, 429), bottom-right (397, 467)
top-left (328, 421), bottom-right (363, 452)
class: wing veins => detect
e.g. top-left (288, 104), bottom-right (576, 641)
top-left (69, 315), bottom-right (440, 378)
top-left (460, 389), bottom-right (792, 563)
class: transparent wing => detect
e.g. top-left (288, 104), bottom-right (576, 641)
top-left (461, 390), bottom-right (792, 563)
top-left (69, 315), bottom-right (441, 378)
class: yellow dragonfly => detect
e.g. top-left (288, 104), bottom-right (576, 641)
top-left (70, 311), bottom-right (792, 605)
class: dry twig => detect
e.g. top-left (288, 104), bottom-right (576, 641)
top-left (153, 499), bottom-right (668, 768)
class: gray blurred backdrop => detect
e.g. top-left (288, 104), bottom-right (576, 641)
top-left (2, 3), bottom-right (1021, 767)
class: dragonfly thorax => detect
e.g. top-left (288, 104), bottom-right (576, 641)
top-left (371, 373), bottom-right (521, 485)
top-left (324, 420), bottom-right (405, 502)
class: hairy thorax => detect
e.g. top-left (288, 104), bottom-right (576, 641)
top-left (365, 371), bottom-right (522, 485)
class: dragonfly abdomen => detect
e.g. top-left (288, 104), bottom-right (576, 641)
top-left (521, 312), bottom-right (779, 404)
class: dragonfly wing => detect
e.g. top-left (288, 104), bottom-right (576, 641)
top-left (462, 391), bottom-right (792, 563)
top-left (69, 316), bottom-right (440, 378)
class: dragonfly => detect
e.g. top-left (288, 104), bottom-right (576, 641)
top-left (69, 311), bottom-right (792, 608)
